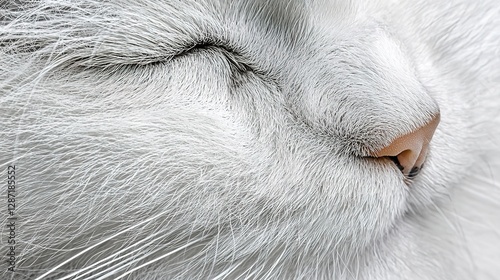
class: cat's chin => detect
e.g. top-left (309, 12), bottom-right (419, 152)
top-left (280, 157), bottom-right (411, 246)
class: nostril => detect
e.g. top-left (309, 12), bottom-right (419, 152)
top-left (407, 166), bottom-right (421, 179)
top-left (388, 156), bottom-right (404, 172)
top-left (373, 113), bottom-right (440, 176)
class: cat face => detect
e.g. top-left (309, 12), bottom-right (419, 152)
top-left (1, 0), bottom-right (498, 279)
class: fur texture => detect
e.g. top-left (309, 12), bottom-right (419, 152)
top-left (1, 0), bottom-right (499, 279)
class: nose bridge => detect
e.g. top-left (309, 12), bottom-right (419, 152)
top-left (294, 29), bottom-right (441, 162)
top-left (373, 113), bottom-right (440, 176)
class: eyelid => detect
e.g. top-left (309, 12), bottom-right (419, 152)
top-left (174, 41), bottom-right (254, 73)
top-left (175, 38), bottom-right (238, 58)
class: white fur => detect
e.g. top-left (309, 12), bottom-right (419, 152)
top-left (1, 0), bottom-right (499, 279)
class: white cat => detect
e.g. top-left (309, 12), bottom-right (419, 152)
top-left (1, 0), bottom-right (499, 279)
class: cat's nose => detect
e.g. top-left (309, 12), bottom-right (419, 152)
top-left (373, 114), bottom-right (440, 177)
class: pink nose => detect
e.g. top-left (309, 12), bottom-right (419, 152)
top-left (374, 114), bottom-right (440, 177)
